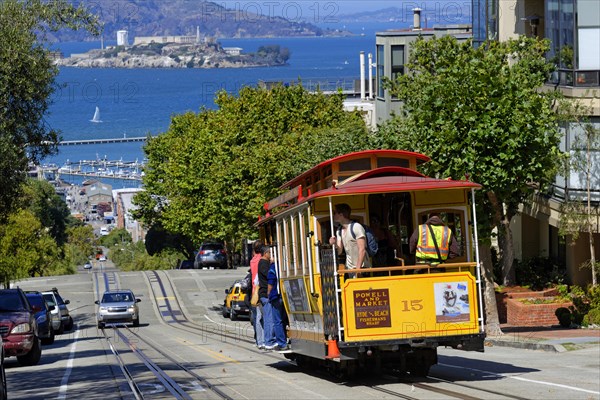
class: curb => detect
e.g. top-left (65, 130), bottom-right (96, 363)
top-left (484, 338), bottom-right (566, 353)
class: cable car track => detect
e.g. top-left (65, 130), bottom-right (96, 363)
top-left (143, 270), bottom-right (274, 354)
top-left (100, 325), bottom-right (234, 400)
top-left (363, 371), bottom-right (532, 400)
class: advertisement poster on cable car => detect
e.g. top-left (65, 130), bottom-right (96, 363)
top-left (434, 282), bottom-right (470, 323)
top-left (284, 278), bottom-right (310, 313)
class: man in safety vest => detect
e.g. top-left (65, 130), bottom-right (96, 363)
top-left (409, 213), bottom-right (460, 264)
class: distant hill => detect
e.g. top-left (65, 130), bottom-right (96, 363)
top-left (51, 0), bottom-right (352, 42)
top-left (336, 6), bottom-right (471, 26)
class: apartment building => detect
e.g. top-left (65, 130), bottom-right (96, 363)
top-left (375, 1), bottom-right (599, 285)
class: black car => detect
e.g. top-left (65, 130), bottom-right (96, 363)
top-left (25, 291), bottom-right (55, 345)
top-left (194, 242), bottom-right (228, 269)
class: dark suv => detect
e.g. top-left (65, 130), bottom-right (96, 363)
top-left (25, 291), bottom-right (55, 345)
top-left (194, 242), bottom-right (228, 269)
top-left (0, 288), bottom-right (42, 366)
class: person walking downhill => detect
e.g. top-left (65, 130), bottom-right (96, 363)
top-left (249, 240), bottom-right (265, 349)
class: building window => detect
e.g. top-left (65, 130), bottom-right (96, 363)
top-left (391, 45), bottom-right (405, 80)
top-left (377, 45), bottom-right (385, 98)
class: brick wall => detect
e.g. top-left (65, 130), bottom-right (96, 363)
top-left (506, 297), bottom-right (572, 327)
top-left (496, 288), bottom-right (559, 324)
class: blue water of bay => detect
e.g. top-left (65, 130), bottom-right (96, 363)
top-left (44, 21), bottom-right (404, 179)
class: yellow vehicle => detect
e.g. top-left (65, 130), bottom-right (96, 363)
top-left (222, 280), bottom-right (249, 321)
top-left (256, 150), bottom-right (485, 376)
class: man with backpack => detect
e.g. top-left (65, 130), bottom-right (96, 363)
top-left (329, 203), bottom-right (371, 276)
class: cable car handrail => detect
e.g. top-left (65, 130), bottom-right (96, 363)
top-left (337, 262), bottom-right (478, 276)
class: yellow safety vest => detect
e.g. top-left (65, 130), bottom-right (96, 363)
top-left (416, 224), bottom-right (451, 261)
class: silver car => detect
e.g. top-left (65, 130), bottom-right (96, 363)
top-left (95, 290), bottom-right (140, 329)
top-left (42, 289), bottom-right (73, 333)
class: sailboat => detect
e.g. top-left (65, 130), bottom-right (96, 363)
top-left (90, 106), bottom-right (102, 123)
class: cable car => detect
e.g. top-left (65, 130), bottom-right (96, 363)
top-left (257, 150), bottom-right (485, 376)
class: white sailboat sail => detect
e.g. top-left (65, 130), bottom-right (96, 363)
top-left (90, 106), bottom-right (102, 123)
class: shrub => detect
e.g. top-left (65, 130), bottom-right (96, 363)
top-left (582, 307), bottom-right (600, 326)
top-left (515, 257), bottom-right (566, 291)
top-left (555, 307), bottom-right (571, 327)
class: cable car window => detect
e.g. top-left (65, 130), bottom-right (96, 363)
top-left (338, 158), bottom-right (371, 172)
top-left (377, 157), bottom-right (409, 168)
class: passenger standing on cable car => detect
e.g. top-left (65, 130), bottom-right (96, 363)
top-left (409, 213), bottom-right (460, 264)
top-left (264, 261), bottom-right (288, 350)
top-left (250, 240), bottom-right (265, 349)
top-left (328, 203), bottom-right (371, 276)
top-left (257, 246), bottom-right (273, 348)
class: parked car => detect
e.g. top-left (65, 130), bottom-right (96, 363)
top-left (0, 336), bottom-right (7, 400)
top-left (42, 288), bottom-right (73, 333)
top-left (100, 226), bottom-right (109, 236)
top-left (95, 290), bottom-right (140, 329)
top-left (84, 262), bottom-right (93, 270)
top-left (222, 280), bottom-right (249, 321)
top-left (194, 242), bottom-right (228, 269)
top-left (0, 288), bottom-right (42, 366)
top-left (25, 291), bottom-right (55, 345)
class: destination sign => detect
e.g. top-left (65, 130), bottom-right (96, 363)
top-left (354, 289), bottom-right (391, 329)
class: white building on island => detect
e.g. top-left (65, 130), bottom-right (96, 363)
top-left (117, 30), bottom-right (129, 47)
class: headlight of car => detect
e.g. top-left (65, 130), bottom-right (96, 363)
top-left (128, 306), bottom-right (135, 312)
top-left (11, 322), bottom-right (32, 334)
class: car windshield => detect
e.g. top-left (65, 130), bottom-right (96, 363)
top-left (42, 294), bottom-right (56, 307)
top-left (26, 295), bottom-right (44, 309)
top-left (102, 293), bottom-right (133, 303)
top-left (0, 294), bottom-right (26, 311)
top-left (53, 292), bottom-right (65, 304)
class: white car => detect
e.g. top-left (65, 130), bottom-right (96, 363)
top-left (84, 263), bottom-right (92, 269)
top-left (98, 255), bottom-right (107, 262)
top-left (100, 227), bottom-right (109, 236)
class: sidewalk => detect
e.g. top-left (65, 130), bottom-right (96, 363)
top-left (484, 324), bottom-right (600, 352)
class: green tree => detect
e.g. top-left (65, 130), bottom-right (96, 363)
top-left (0, 209), bottom-right (59, 287)
top-left (22, 179), bottom-right (71, 245)
top-left (379, 36), bottom-right (564, 334)
top-left (63, 224), bottom-right (97, 266)
top-left (0, 0), bottom-right (99, 221)
top-left (133, 84), bottom-right (369, 254)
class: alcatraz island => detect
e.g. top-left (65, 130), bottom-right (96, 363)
top-left (56, 29), bottom-right (290, 69)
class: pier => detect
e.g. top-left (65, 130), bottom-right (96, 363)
top-left (37, 158), bottom-right (145, 182)
top-left (59, 136), bottom-right (151, 146)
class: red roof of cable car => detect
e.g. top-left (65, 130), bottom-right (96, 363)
top-left (281, 149), bottom-right (430, 189)
top-left (306, 175), bottom-right (481, 200)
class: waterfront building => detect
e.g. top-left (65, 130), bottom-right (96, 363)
top-left (87, 182), bottom-right (113, 214)
top-left (114, 188), bottom-right (146, 243)
top-left (133, 26), bottom-right (204, 46)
